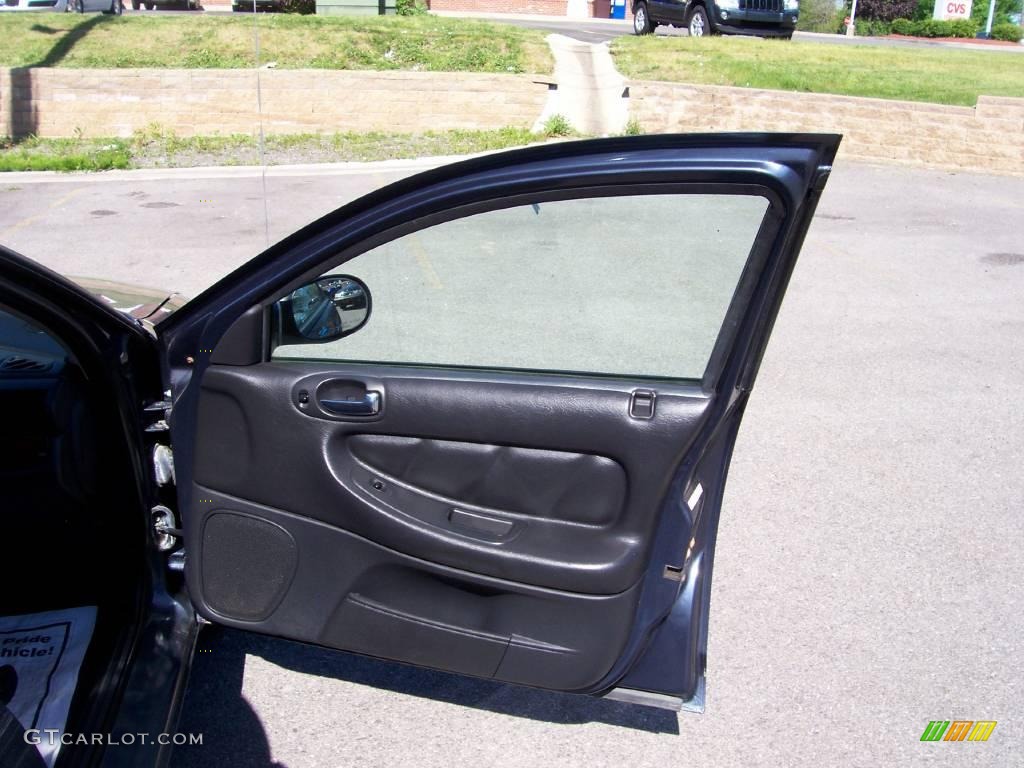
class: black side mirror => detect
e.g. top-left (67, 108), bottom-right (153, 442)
top-left (275, 275), bottom-right (371, 346)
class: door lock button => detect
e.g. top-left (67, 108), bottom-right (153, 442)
top-left (630, 390), bottom-right (656, 420)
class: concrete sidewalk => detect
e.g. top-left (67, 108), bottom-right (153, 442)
top-left (539, 34), bottom-right (627, 134)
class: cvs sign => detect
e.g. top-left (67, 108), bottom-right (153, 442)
top-left (933, 0), bottom-right (972, 20)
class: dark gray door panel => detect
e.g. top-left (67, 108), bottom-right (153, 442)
top-left (192, 362), bottom-right (712, 595)
top-left (190, 491), bottom-right (642, 691)
top-left (346, 434), bottom-right (627, 526)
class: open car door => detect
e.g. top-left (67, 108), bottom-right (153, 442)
top-left (158, 134), bottom-right (839, 711)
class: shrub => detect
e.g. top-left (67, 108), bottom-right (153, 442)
top-left (797, 0), bottom-right (840, 31)
top-left (856, 18), bottom-right (893, 34)
top-left (622, 118), bottom-right (643, 136)
top-left (396, 0), bottom-right (427, 14)
top-left (947, 18), bottom-right (978, 36)
top-left (278, 0), bottom-right (315, 12)
top-left (991, 22), bottom-right (1023, 41)
top-left (890, 17), bottom-right (980, 36)
top-left (856, 0), bottom-right (918, 21)
top-left (912, 0), bottom-right (932, 20)
top-left (542, 114), bottom-right (574, 137)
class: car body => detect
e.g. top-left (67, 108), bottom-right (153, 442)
top-left (0, 0), bottom-right (69, 11)
top-left (68, 0), bottom-right (123, 12)
top-left (0, 133), bottom-right (838, 767)
top-left (130, 0), bottom-right (201, 10)
top-left (231, 0), bottom-right (282, 12)
top-left (71, 277), bottom-right (188, 324)
top-left (632, 0), bottom-right (799, 38)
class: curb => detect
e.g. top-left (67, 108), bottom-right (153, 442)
top-left (0, 156), bottom-right (460, 185)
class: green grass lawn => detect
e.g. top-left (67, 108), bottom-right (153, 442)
top-left (612, 36), bottom-right (1024, 106)
top-left (0, 124), bottom-right (580, 172)
top-left (0, 14), bottom-right (553, 74)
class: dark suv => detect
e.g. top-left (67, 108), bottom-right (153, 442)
top-left (632, 0), bottom-right (799, 38)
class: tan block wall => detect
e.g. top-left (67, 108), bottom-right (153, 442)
top-left (629, 81), bottom-right (1024, 175)
top-left (0, 68), bottom-right (550, 138)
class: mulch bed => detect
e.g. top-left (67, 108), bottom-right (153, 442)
top-left (884, 34), bottom-right (1022, 46)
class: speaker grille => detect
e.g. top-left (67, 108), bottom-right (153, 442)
top-left (201, 512), bottom-right (297, 621)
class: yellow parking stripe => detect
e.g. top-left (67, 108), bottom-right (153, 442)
top-left (1, 188), bottom-right (87, 239)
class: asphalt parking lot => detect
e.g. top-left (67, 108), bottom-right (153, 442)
top-left (2, 158), bottom-right (1023, 766)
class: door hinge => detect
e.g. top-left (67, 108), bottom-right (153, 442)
top-left (144, 392), bottom-right (173, 433)
top-left (151, 505), bottom-right (182, 552)
top-left (167, 550), bottom-right (186, 574)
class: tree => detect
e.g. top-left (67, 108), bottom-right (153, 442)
top-left (970, 0), bottom-right (1020, 26)
top-left (857, 0), bottom-right (920, 20)
top-left (798, 0), bottom-right (842, 31)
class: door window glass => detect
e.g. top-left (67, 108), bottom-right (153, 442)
top-left (273, 193), bottom-right (770, 380)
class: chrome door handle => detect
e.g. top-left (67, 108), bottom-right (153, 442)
top-left (320, 391), bottom-right (381, 417)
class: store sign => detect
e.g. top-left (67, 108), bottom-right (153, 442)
top-left (933, 0), bottom-right (973, 20)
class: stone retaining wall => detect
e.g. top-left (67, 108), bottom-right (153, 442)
top-left (0, 68), bottom-right (550, 139)
top-left (629, 81), bottom-right (1024, 175)
top-left (3, 65), bottom-right (1023, 175)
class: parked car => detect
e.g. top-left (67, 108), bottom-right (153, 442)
top-left (632, 0), bottom-right (800, 38)
top-left (67, 0), bottom-right (122, 9)
top-left (231, 0), bottom-right (283, 11)
top-left (129, 0), bottom-right (201, 10)
top-left (0, 0), bottom-right (120, 12)
top-left (0, 133), bottom-right (838, 768)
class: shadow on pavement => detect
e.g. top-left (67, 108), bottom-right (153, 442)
top-left (171, 626), bottom-right (679, 766)
top-left (171, 628), bottom-right (282, 768)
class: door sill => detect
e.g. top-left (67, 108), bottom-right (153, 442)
top-left (603, 687), bottom-right (684, 711)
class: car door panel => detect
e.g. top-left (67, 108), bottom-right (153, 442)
top-left (191, 363), bottom-right (711, 595)
top-left (344, 434), bottom-right (626, 528)
top-left (650, 0), bottom-right (689, 24)
top-left (159, 135), bottom-right (840, 706)
top-left (192, 487), bottom-right (643, 690)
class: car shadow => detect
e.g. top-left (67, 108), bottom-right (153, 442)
top-left (171, 626), bottom-right (680, 766)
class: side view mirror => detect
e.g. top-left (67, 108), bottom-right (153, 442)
top-left (275, 274), bottom-right (371, 346)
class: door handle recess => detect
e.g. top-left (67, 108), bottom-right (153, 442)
top-left (320, 391), bottom-right (381, 417)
